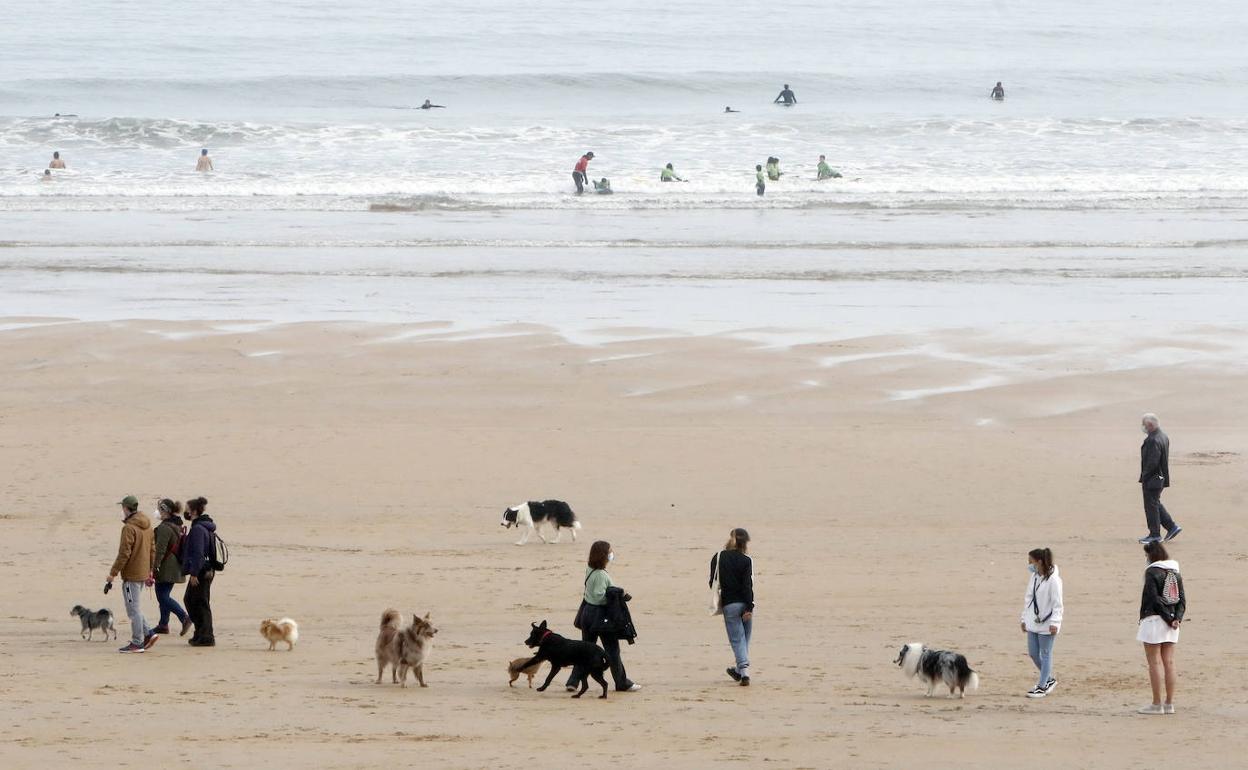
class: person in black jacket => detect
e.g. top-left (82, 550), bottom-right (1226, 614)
top-left (710, 528), bottom-right (754, 686)
top-left (1138, 413), bottom-right (1181, 544)
top-left (1136, 541), bottom-right (1185, 715)
top-left (181, 497), bottom-right (218, 647)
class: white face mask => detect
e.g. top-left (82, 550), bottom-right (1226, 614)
top-left (608, 552), bottom-right (615, 563)
top-left (1141, 424), bottom-right (1148, 434)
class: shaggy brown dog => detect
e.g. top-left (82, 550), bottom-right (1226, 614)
top-left (508, 656), bottom-right (544, 687)
top-left (375, 610), bottom-right (438, 687)
top-left (375, 609), bottom-right (403, 684)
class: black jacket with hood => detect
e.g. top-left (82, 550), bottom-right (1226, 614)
top-left (1140, 559), bottom-right (1186, 624)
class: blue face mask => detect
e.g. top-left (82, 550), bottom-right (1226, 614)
top-left (1028, 564), bottom-right (1037, 574)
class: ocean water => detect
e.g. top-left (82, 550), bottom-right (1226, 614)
top-left (2, 1), bottom-right (1247, 340)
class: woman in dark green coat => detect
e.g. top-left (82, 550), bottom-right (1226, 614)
top-left (152, 499), bottom-right (190, 635)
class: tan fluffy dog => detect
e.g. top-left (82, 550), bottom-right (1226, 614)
top-left (375, 609), bottom-right (403, 683)
top-left (508, 656), bottom-right (544, 687)
top-left (375, 610), bottom-right (439, 687)
top-left (260, 618), bottom-right (299, 651)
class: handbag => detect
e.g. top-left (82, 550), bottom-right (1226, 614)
top-left (708, 551), bottom-right (724, 616)
top-left (573, 569), bottom-right (598, 630)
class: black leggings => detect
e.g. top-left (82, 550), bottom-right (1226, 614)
top-left (566, 605), bottom-right (632, 690)
top-left (184, 570), bottom-right (215, 642)
top-left (573, 171), bottom-right (586, 193)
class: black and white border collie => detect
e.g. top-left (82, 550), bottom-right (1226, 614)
top-left (895, 642), bottom-right (979, 698)
top-left (500, 500), bottom-right (581, 545)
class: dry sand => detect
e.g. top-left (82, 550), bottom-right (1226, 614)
top-left (1, 320), bottom-right (1246, 769)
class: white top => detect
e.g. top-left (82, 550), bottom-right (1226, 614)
top-left (1021, 565), bottom-right (1064, 634)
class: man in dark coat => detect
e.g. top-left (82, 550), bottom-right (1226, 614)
top-left (1139, 413), bottom-right (1181, 544)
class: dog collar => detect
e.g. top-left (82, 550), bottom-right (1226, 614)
top-left (540, 630), bottom-right (553, 642)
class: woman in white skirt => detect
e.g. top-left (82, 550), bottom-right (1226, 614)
top-left (1137, 541), bottom-right (1185, 714)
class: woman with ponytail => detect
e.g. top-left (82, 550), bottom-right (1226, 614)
top-left (1019, 547), bottom-right (1063, 698)
top-left (710, 528), bottom-right (755, 686)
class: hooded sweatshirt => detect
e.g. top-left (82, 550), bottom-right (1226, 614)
top-left (1140, 559), bottom-right (1185, 624)
top-left (110, 511), bottom-right (154, 582)
top-left (181, 515), bottom-right (218, 577)
top-left (1021, 565), bottom-right (1064, 634)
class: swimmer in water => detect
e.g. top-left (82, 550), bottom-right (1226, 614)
top-left (724, 106), bottom-right (739, 113)
top-left (49, 151), bottom-right (66, 169)
top-left (593, 178), bottom-right (613, 194)
top-left (991, 82), bottom-right (1005, 100)
top-left (774, 84), bottom-right (797, 105)
top-left (41, 169), bottom-right (53, 182)
top-left (420, 99), bottom-right (446, 109)
top-left (816, 154), bottom-right (842, 180)
top-left (660, 163), bottom-right (686, 182)
top-left (766, 156), bottom-right (782, 181)
top-left (755, 165), bottom-right (765, 197)
top-left (196, 148), bottom-right (214, 172)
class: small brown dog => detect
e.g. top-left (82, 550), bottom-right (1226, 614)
top-left (259, 618), bottom-right (298, 651)
top-left (375, 609), bottom-right (438, 688)
top-left (508, 656), bottom-right (544, 687)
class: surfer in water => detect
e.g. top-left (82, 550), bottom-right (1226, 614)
top-left (41, 169), bottom-right (53, 182)
top-left (593, 178), bottom-right (613, 194)
top-left (774, 84), bottom-right (797, 105)
top-left (755, 165), bottom-right (766, 197)
top-left (49, 151), bottom-right (66, 169)
top-left (724, 106), bottom-right (740, 113)
top-left (660, 163), bottom-right (686, 182)
top-left (991, 82), bottom-right (1005, 100)
top-left (817, 155), bottom-right (842, 180)
top-left (766, 157), bottom-right (782, 181)
top-left (420, 99), bottom-right (445, 109)
top-left (572, 151), bottom-right (594, 194)
top-left (196, 149), bottom-right (214, 172)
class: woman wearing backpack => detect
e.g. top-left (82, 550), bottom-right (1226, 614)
top-left (1019, 547), bottom-right (1063, 698)
top-left (152, 499), bottom-right (191, 636)
top-left (1138, 540), bottom-right (1185, 714)
top-left (710, 528), bottom-right (754, 686)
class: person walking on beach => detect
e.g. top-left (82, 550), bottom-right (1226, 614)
top-left (755, 164), bottom-right (766, 197)
top-left (817, 155), bottom-right (842, 180)
top-left (181, 497), bottom-right (218, 647)
top-left (152, 499), bottom-right (191, 636)
top-left (196, 149), bottom-right (213, 172)
top-left (710, 528), bottom-right (755, 685)
top-left (565, 540), bottom-right (642, 693)
top-left (1020, 547), bottom-right (1063, 698)
top-left (774, 84), bottom-right (797, 105)
top-left (572, 151), bottom-right (594, 194)
top-left (49, 151), bottom-right (66, 169)
top-left (660, 163), bottom-right (685, 182)
top-left (1139, 412), bottom-right (1181, 544)
top-left (991, 82), bottom-right (1005, 100)
top-left (1137, 541), bottom-right (1185, 714)
top-left (107, 495), bottom-right (157, 654)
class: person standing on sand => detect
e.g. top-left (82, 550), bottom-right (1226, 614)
top-left (107, 495), bottom-right (157, 654)
top-left (1139, 413), bottom-right (1181, 544)
top-left (572, 151), bottom-right (594, 194)
top-left (181, 496), bottom-right (218, 647)
top-left (565, 540), bottom-right (642, 693)
top-left (710, 528), bottom-right (755, 686)
top-left (152, 499), bottom-right (191, 636)
top-left (1137, 541), bottom-right (1185, 714)
top-left (49, 151), bottom-right (66, 169)
top-left (755, 164), bottom-right (765, 197)
top-left (1020, 547), bottom-right (1063, 698)
top-left (196, 149), bottom-right (213, 172)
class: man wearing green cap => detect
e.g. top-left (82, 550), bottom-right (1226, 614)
top-left (108, 495), bottom-right (157, 653)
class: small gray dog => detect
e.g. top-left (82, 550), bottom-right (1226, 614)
top-left (71, 605), bottom-right (117, 641)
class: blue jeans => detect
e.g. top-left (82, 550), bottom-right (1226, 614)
top-left (1027, 631), bottom-right (1055, 688)
top-left (722, 602), bottom-right (752, 677)
top-left (155, 582), bottom-right (188, 627)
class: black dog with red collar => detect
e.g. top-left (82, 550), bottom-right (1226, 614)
top-left (519, 620), bottom-right (611, 699)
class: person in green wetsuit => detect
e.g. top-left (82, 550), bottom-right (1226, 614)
top-left (660, 163), bottom-right (686, 182)
top-left (766, 157), bottom-right (781, 181)
top-left (817, 154), bottom-right (842, 180)
top-left (755, 165), bottom-right (765, 197)
top-left (593, 178), bottom-right (613, 194)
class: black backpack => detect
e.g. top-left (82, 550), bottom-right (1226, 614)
top-left (208, 532), bottom-right (230, 571)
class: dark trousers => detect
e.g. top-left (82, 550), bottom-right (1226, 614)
top-left (1143, 485), bottom-right (1176, 538)
top-left (566, 606), bottom-right (632, 691)
top-left (155, 581), bottom-right (188, 627)
top-left (184, 570), bottom-right (215, 642)
top-left (572, 171), bottom-right (586, 193)
top-left (756, 183), bottom-right (765, 197)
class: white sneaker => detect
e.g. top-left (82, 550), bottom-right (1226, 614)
top-left (1164, 704), bottom-right (1175, 714)
top-left (1138, 704), bottom-right (1164, 715)
top-left (624, 683), bottom-right (642, 692)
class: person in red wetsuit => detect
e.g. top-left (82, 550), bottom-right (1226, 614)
top-left (573, 152), bottom-right (594, 194)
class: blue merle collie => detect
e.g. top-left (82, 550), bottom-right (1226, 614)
top-left (895, 642), bottom-right (979, 698)
top-left (500, 500), bottom-right (581, 545)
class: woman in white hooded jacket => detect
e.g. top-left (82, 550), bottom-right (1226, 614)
top-left (1020, 547), bottom-right (1063, 698)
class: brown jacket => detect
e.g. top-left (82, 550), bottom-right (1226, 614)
top-left (110, 511), bottom-right (155, 582)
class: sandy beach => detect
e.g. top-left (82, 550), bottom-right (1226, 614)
top-left (1, 319), bottom-right (1246, 768)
